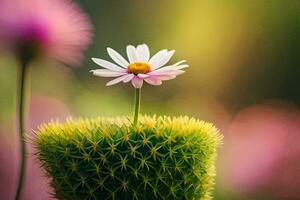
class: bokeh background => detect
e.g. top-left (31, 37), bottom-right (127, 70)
top-left (0, 0), bottom-right (299, 199)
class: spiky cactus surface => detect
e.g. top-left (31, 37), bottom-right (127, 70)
top-left (35, 116), bottom-right (222, 200)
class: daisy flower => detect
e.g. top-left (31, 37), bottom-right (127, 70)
top-left (0, 0), bottom-right (93, 199)
top-left (91, 44), bottom-right (188, 88)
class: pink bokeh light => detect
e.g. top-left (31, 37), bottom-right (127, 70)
top-left (0, 95), bottom-right (71, 200)
top-left (219, 101), bottom-right (300, 198)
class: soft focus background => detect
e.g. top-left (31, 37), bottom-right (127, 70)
top-left (0, 0), bottom-right (299, 199)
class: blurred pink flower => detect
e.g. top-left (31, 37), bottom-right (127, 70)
top-left (0, 0), bottom-right (93, 65)
top-left (218, 101), bottom-right (300, 198)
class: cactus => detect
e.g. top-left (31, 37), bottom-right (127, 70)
top-left (34, 115), bottom-right (222, 200)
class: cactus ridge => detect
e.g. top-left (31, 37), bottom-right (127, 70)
top-left (35, 115), bottom-right (222, 200)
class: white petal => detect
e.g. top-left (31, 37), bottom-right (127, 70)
top-left (91, 58), bottom-right (125, 72)
top-left (174, 64), bottom-right (189, 70)
top-left (137, 44), bottom-right (150, 62)
top-left (153, 50), bottom-right (175, 70)
top-left (149, 50), bottom-right (175, 70)
top-left (91, 69), bottom-right (126, 77)
top-left (106, 74), bottom-right (132, 86)
top-left (131, 76), bottom-right (143, 88)
top-left (137, 74), bottom-right (150, 78)
top-left (107, 48), bottom-right (129, 68)
top-left (127, 45), bottom-right (139, 63)
top-left (148, 49), bottom-right (168, 69)
top-left (144, 77), bottom-right (162, 85)
top-left (123, 74), bottom-right (135, 83)
top-left (173, 60), bottom-right (186, 66)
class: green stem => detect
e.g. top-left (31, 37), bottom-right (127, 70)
top-left (133, 88), bottom-right (141, 126)
top-left (15, 61), bottom-right (28, 200)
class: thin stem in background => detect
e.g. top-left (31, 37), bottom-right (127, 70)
top-left (15, 61), bottom-right (28, 200)
top-left (133, 88), bottom-right (141, 126)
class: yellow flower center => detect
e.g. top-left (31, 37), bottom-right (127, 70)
top-left (127, 62), bottom-right (151, 75)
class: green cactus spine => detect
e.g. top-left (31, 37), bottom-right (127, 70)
top-left (34, 115), bottom-right (222, 200)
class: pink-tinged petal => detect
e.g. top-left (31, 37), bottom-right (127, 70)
top-left (126, 45), bottom-right (138, 63)
top-left (149, 50), bottom-right (175, 70)
top-left (123, 74), bottom-right (135, 83)
top-left (136, 44), bottom-right (150, 62)
top-left (156, 70), bottom-right (185, 76)
top-left (137, 74), bottom-right (150, 78)
top-left (107, 47), bottom-right (129, 68)
top-left (91, 58), bottom-right (126, 72)
top-left (91, 69), bottom-right (126, 77)
top-left (152, 74), bottom-right (176, 81)
top-left (131, 76), bottom-right (143, 88)
top-left (151, 64), bottom-right (188, 74)
top-left (148, 49), bottom-right (168, 68)
top-left (148, 69), bottom-right (185, 76)
top-left (106, 74), bottom-right (132, 86)
top-left (171, 70), bottom-right (185, 75)
top-left (144, 77), bottom-right (162, 85)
